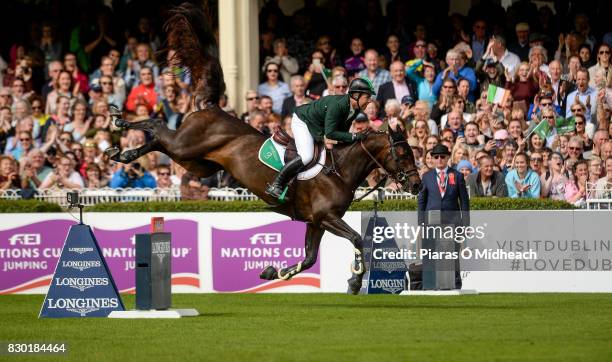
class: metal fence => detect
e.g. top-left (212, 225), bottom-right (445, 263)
top-left (0, 186), bottom-right (416, 206)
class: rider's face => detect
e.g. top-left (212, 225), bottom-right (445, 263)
top-left (357, 94), bottom-right (371, 110)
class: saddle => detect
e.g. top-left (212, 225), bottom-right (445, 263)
top-left (272, 129), bottom-right (323, 170)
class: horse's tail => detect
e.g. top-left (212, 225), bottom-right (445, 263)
top-left (164, 2), bottom-right (226, 108)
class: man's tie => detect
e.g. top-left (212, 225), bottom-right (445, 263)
top-left (438, 170), bottom-right (446, 195)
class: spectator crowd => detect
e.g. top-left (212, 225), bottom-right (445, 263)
top-left (0, 0), bottom-right (612, 205)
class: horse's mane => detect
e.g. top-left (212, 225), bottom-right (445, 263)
top-left (164, 2), bottom-right (225, 106)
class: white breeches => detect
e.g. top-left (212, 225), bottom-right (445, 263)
top-left (291, 114), bottom-right (315, 164)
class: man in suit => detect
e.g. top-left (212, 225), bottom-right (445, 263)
top-left (281, 75), bottom-right (309, 118)
top-left (376, 60), bottom-right (417, 118)
top-left (417, 144), bottom-right (470, 289)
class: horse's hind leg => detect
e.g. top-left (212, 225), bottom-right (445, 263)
top-left (260, 223), bottom-right (324, 281)
top-left (320, 216), bottom-right (366, 295)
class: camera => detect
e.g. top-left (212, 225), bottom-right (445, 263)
top-left (67, 191), bottom-right (80, 206)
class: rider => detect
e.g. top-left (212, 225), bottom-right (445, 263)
top-left (266, 77), bottom-right (376, 199)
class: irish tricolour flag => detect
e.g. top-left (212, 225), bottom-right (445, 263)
top-left (486, 84), bottom-right (511, 105)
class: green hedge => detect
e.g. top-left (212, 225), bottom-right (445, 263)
top-left (0, 199), bottom-right (62, 213)
top-left (0, 198), bottom-right (575, 213)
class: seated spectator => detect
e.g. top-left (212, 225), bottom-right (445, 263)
top-left (180, 172), bottom-right (209, 200)
top-left (430, 78), bottom-right (457, 124)
top-left (63, 52), bottom-right (89, 95)
top-left (344, 37), bottom-right (366, 76)
top-left (588, 44), bottom-right (610, 88)
top-left (595, 156), bottom-right (612, 198)
top-left (258, 62), bottom-right (290, 114)
top-left (351, 113), bottom-right (369, 133)
top-left (263, 38), bottom-right (299, 84)
top-left (248, 111), bottom-right (266, 134)
top-left (109, 160), bottom-right (156, 188)
top-left (240, 90), bottom-right (260, 122)
top-left (529, 151), bottom-right (544, 176)
top-left (505, 152), bottom-right (541, 198)
top-left (455, 159), bottom-right (473, 179)
top-left (10, 130), bottom-right (35, 161)
top-left (156, 85), bottom-right (185, 130)
top-left (259, 96), bottom-right (274, 117)
top-left (45, 70), bottom-right (85, 115)
top-left (154, 164), bottom-right (173, 189)
top-left (39, 155), bottom-right (84, 189)
top-left (540, 152), bottom-right (569, 200)
top-left (565, 159), bottom-right (589, 206)
top-left (281, 75), bottom-right (308, 118)
top-left (382, 34), bottom-right (408, 65)
top-left (84, 164), bottom-right (108, 188)
top-left (126, 67), bottom-right (158, 113)
top-left (99, 75), bottom-right (126, 111)
top-left (450, 143), bottom-right (470, 168)
top-left (464, 122), bottom-right (484, 151)
top-left (21, 148), bottom-right (52, 188)
top-left (441, 96), bottom-right (472, 129)
top-left (364, 100), bottom-right (382, 131)
top-left (323, 74), bottom-right (348, 97)
top-left (0, 155), bottom-right (23, 189)
top-left (404, 99), bottom-right (439, 136)
top-left (467, 155), bottom-right (508, 197)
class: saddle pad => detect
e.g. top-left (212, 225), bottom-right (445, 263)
top-left (258, 138), bottom-right (325, 180)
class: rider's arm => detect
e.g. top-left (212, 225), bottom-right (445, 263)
top-left (324, 103), bottom-right (356, 143)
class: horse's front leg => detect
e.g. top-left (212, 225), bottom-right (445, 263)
top-left (260, 223), bottom-right (324, 281)
top-left (320, 215), bottom-right (366, 295)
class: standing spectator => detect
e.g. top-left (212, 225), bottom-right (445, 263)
top-left (89, 56), bottom-right (127, 104)
top-left (126, 67), bottom-right (158, 113)
top-left (99, 75), bottom-right (125, 110)
top-left (303, 50), bottom-right (328, 99)
top-left (431, 78), bottom-right (457, 124)
top-left (45, 70), bottom-right (84, 115)
top-left (41, 61), bottom-right (63, 100)
top-left (281, 75), bottom-right (308, 118)
top-left (382, 34), bottom-right (408, 65)
top-left (405, 59), bottom-right (437, 108)
top-left (258, 62), bottom-right (291, 115)
top-left (509, 23), bottom-right (531, 61)
top-left (263, 38), bottom-right (299, 84)
top-left (156, 85), bottom-right (185, 130)
top-left (154, 164), bottom-right (173, 189)
top-left (64, 53), bottom-right (89, 95)
top-left (134, 16), bottom-right (162, 52)
top-left (595, 156), bottom-right (612, 199)
top-left (315, 35), bottom-right (341, 69)
top-left (471, 19), bottom-right (488, 61)
top-left (578, 44), bottom-right (595, 69)
top-left (486, 35), bottom-right (521, 78)
top-left (548, 60), bottom-right (574, 110)
top-left (376, 61), bottom-right (417, 118)
top-left (21, 148), bottom-right (52, 189)
top-left (84, 164), bottom-right (107, 188)
top-left (467, 155), bottom-right (507, 197)
top-left (506, 62), bottom-right (539, 105)
top-left (344, 37), bottom-right (365, 76)
top-left (324, 75), bottom-right (348, 97)
top-left (565, 68), bottom-right (597, 120)
top-left (36, 22), bottom-right (62, 67)
top-left (65, 100), bottom-right (91, 143)
top-left (357, 49), bottom-right (391, 95)
top-left (505, 152), bottom-right (541, 198)
top-left (124, 43), bottom-right (159, 90)
top-left (588, 44), bottom-right (610, 88)
top-left (432, 50), bottom-right (477, 100)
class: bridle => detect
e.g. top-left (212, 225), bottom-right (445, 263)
top-left (358, 133), bottom-right (419, 190)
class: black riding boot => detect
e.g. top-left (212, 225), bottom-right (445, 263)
top-left (266, 156), bottom-right (305, 200)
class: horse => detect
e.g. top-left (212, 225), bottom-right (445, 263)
top-left (104, 3), bottom-right (422, 294)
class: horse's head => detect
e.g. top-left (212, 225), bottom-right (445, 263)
top-left (362, 127), bottom-right (422, 195)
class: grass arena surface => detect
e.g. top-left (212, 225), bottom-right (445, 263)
top-left (1, 293), bottom-right (611, 361)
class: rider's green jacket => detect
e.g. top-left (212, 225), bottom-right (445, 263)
top-left (294, 94), bottom-right (358, 143)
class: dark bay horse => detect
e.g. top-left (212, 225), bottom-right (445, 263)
top-left (105, 3), bottom-right (421, 294)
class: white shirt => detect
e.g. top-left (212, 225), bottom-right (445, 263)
top-left (436, 167), bottom-right (449, 197)
top-left (499, 49), bottom-right (521, 78)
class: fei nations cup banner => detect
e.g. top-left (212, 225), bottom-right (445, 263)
top-left (211, 220), bottom-right (320, 292)
top-left (0, 217), bottom-right (199, 294)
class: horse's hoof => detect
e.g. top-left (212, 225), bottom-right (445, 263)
top-left (119, 149), bottom-right (138, 163)
top-left (103, 147), bottom-right (121, 161)
top-left (347, 275), bottom-right (363, 295)
top-left (260, 266), bottom-right (278, 280)
top-left (114, 118), bottom-right (129, 129)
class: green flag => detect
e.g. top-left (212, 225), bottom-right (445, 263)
top-left (322, 67), bottom-right (331, 82)
top-left (532, 119), bottom-right (551, 139)
top-left (555, 116), bottom-right (576, 135)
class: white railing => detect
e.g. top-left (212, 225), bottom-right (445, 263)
top-left (586, 181), bottom-right (612, 210)
top-left (0, 186), bottom-right (416, 206)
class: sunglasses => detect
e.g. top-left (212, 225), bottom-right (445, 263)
top-left (443, 85), bottom-right (455, 89)
top-left (575, 121), bottom-right (584, 125)
top-left (101, 82), bottom-right (113, 85)
top-left (32, 105), bottom-right (42, 110)
top-left (599, 50), bottom-right (610, 54)
top-left (531, 158), bottom-right (543, 162)
top-left (543, 116), bottom-right (555, 119)
top-left (432, 155), bottom-right (448, 159)
top-left (0, 94), bottom-right (10, 98)
top-left (568, 147), bottom-right (581, 151)
top-left (540, 102), bottom-right (552, 107)
top-left (334, 85), bottom-right (348, 89)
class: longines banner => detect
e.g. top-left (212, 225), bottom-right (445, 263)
top-left (0, 211), bottom-right (611, 294)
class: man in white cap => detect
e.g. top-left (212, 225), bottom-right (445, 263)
top-left (509, 22), bottom-right (531, 61)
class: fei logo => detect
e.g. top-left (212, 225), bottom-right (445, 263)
top-left (9, 233), bottom-right (41, 246)
top-left (250, 233), bottom-right (282, 245)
